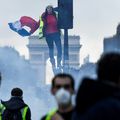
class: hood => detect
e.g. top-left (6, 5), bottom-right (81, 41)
top-left (1, 97), bottom-right (26, 110)
top-left (75, 78), bottom-right (120, 114)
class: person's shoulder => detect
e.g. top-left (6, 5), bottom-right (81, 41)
top-left (80, 98), bottom-right (120, 120)
top-left (41, 114), bottom-right (47, 120)
top-left (87, 97), bottom-right (120, 114)
top-left (41, 109), bottom-right (57, 120)
top-left (23, 104), bottom-right (31, 111)
top-left (41, 12), bottom-right (46, 17)
top-left (99, 97), bottom-right (120, 109)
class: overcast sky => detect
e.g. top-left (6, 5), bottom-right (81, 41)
top-left (0, 0), bottom-right (120, 64)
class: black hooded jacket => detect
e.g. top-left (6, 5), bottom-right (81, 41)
top-left (1, 97), bottom-right (31, 120)
top-left (73, 78), bottom-right (120, 120)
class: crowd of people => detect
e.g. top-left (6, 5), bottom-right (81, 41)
top-left (1, 52), bottom-right (120, 120)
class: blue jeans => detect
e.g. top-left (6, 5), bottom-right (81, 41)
top-left (46, 32), bottom-right (62, 67)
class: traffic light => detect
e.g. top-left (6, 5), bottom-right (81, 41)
top-left (58, 0), bottom-right (73, 29)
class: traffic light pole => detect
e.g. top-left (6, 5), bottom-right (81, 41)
top-left (63, 29), bottom-right (69, 71)
top-left (57, 0), bottom-right (73, 72)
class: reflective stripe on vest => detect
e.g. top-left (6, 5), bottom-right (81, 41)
top-left (45, 109), bottom-right (57, 120)
top-left (39, 17), bottom-right (44, 39)
top-left (21, 106), bottom-right (28, 120)
top-left (0, 104), bottom-right (5, 120)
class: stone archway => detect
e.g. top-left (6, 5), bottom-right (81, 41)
top-left (27, 35), bottom-right (81, 84)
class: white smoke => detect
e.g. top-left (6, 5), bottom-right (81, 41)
top-left (0, 46), bottom-right (55, 120)
top-left (0, 46), bottom-right (97, 119)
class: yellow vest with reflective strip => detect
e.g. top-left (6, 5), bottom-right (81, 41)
top-left (0, 104), bottom-right (5, 120)
top-left (22, 106), bottom-right (28, 120)
top-left (0, 104), bottom-right (28, 120)
top-left (39, 12), bottom-right (58, 39)
top-left (45, 109), bottom-right (57, 120)
top-left (39, 17), bottom-right (44, 39)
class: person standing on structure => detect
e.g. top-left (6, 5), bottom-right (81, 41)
top-left (39, 5), bottom-right (62, 70)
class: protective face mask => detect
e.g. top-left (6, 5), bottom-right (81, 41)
top-left (55, 88), bottom-right (71, 105)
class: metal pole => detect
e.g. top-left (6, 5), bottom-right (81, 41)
top-left (63, 29), bottom-right (69, 68)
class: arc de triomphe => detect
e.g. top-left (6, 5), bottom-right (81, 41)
top-left (27, 35), bottom-right (81, 84)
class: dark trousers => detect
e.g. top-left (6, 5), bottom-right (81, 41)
top-left (46, 32), bottom-right (62, 67)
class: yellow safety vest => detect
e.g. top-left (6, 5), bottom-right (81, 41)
top-left (0, 104), bottom-right (5, 120)
top-left (39, 16), bottom-right (44, 39)
top-left (0, 105), bottom-right (28, 120)
top-left (45, 109), bottom-right (57, 120)
top-left (39, 12), bottom-right (58, 39)
top-left (22, 106), bottom-right (29, 120)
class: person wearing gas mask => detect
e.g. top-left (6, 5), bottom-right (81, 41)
top-left (41, 73), bottom-right (75, 120)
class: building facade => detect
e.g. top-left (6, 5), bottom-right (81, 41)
top-left (104, 24), bottom-right (120, 53)
top-left (104, 35), bottom-right (120, 53)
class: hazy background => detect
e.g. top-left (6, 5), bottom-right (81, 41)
top-left (0, 0), bottom-right (120, 63)
top-left (0, 1), bottom-right (119, 119)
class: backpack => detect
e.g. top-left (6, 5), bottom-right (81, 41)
top-left (2, 107), bottom-right (28, 120)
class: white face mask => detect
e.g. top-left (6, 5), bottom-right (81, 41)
top-left (55, 88), bottom-right (71, 105)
